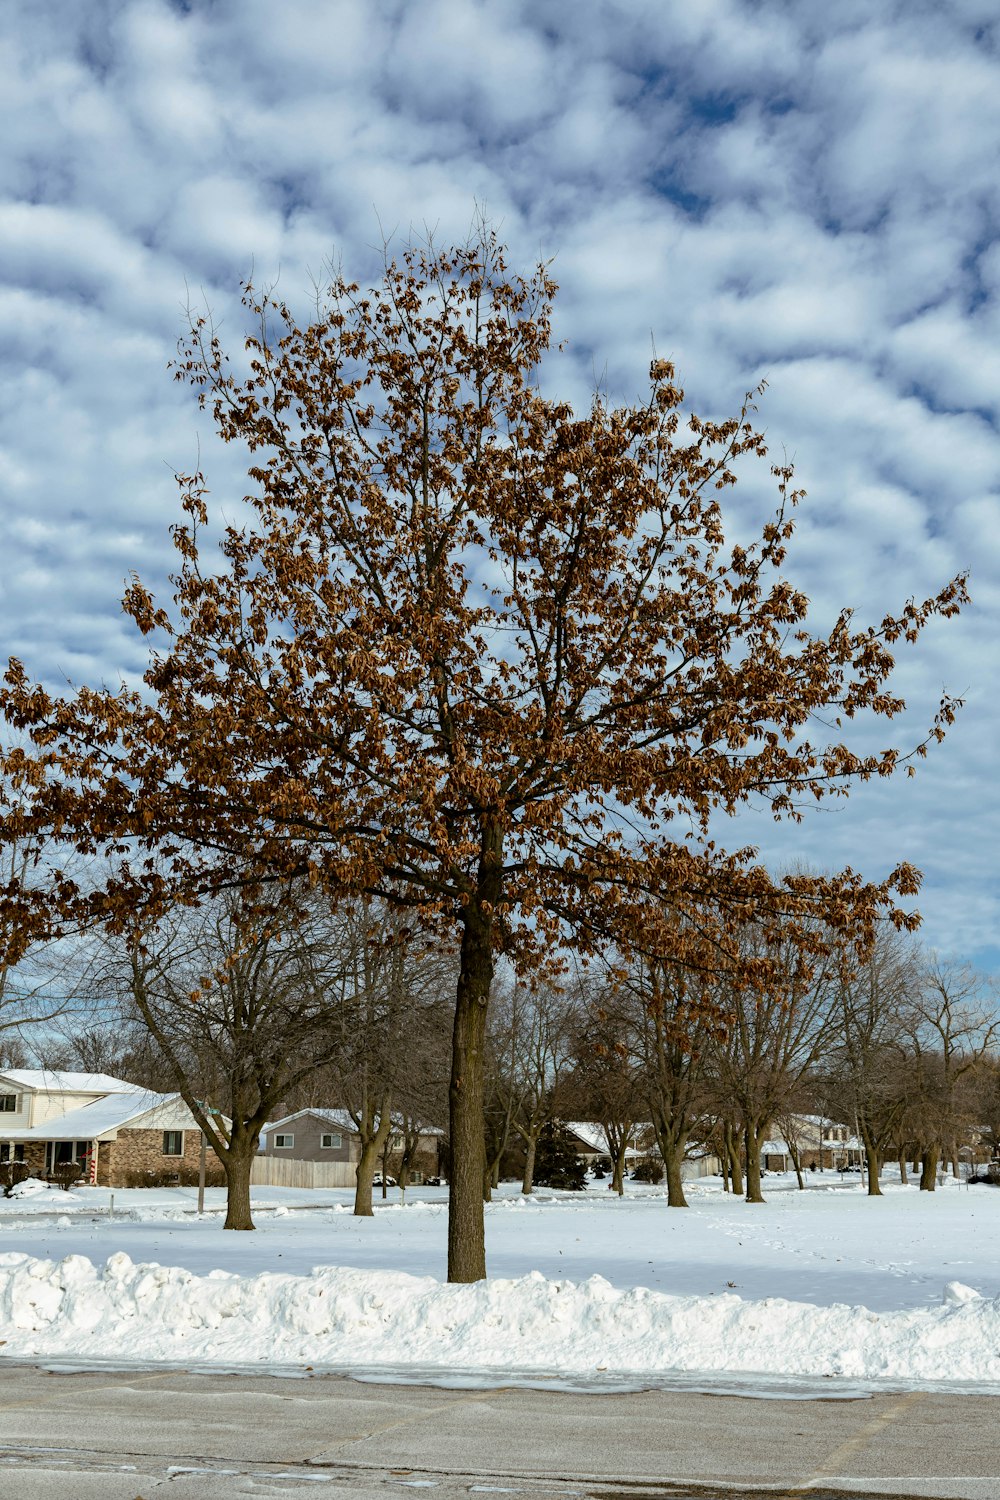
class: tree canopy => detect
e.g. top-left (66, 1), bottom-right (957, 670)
top-left (0, 231), bottom-right (966, 1279)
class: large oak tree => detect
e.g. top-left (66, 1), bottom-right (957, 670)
top-left (0, 233), bottom-right (966, 1280)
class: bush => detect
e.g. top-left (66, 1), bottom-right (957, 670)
top-left (533, 1123), bottom-right (587, 1191)
top-left (0, 1160), bottom-right (31, 1197)
top-left (630, 1155), bottom-right (664, 1184)
top-left (50, 1160), bottom-right (85, 1191)
top-left (119, 1166), bottom-right (226, 1189)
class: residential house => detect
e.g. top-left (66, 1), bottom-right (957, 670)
top-left (0, 1069), bottom-right (212, 1187)
top-left (560, 1121), bottom-right (722, 1180)
top-left (255, 1108), bottom-right (444, 1187)
top-left (561, 1121), bottom-right (645, 1174)
top-left (784, 1115), bottom-right (861, 1170)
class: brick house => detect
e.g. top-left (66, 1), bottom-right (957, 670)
top-left (0, 1069), bottom-right (212, 1187)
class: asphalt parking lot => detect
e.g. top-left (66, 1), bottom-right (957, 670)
top-left (2, 1363), bottom-right (999, 1498)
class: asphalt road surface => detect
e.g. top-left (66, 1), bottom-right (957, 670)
top-left (0, 1363), bottom-right (997, 1499)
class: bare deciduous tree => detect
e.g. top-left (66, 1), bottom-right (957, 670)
top-left (904, 957), bottom-right (998, 1190)
top-left (562, 980), bottom-right (640, 1196)
top-left (323, 902), bottom-right (453, 1214)
top-left (822, 931), bottom-right (919, 1196)
top-left (711, 924), bottom-right (838, 1203)
top-left (92, 889), bottom-right (354, 1228)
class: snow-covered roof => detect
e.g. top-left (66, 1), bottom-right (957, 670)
top-left (265, 1108), bottom-right (358, 1134)
top-left (2, 1089), bottom-right (180, 1141)
top-left (562, 1121), bottom-right (645, 1157)
top-left (0, 1069), bottom-right (143, 1095)
top-left (264, 1108), bottom-right (444, 1137)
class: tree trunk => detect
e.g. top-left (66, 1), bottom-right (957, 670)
top-left (898, 1152), bottom-right (908, 1186)
top-left (222, 1143), bottom-right (255, 1231)
top-left (448, 903), bottom-right (493, 1283)
top-left (662, 1140), bottom-right (689, 1208)
top-left (396, 1132), bottom-right (418, 1192)
top-left (920, 1146), bottom-right (939, 1192)
top-left (380, 1135), bottom-right (392, 1198)
top-left (354, 1111), bottom-right (391, 1216)
top-left (521, 1135), bottom-right (537, 1195)
top-left (720, 1145), bottom-right (730, 1193)
top-left (856, 1119), bottom-right (881, 1196)
top-left (483, 1128), bottom-right (507, 1204)
top-left (864, 1140), bottom-right (882, 1196)
top-left (744, 1125), bottom-right (764, 1204)
top-left (725, 1123), bottom-right (743, 1197)
top-left (611, 1147), bottom-right (626, 1196)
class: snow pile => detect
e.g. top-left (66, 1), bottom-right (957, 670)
top-left (2, 1250), bottom-right (999, 1386)
top-left (4, 1178), bottom-right (53, 1200)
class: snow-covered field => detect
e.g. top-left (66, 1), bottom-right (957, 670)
top-left (2, 1172), bottom-right (1000, 1395)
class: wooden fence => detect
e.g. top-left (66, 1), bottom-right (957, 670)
top-left (251, 1156), bottom-right (357, 1190)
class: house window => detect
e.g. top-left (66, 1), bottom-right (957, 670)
top-left (0, 1143), bottom-right (25, 1162)
top-left (274, 1133), bottom-right (294, 1149)
top-left (0, 1094), bottom-right (16, 1112)
top-left (46, 1141), bottom-right (90, 1173)
top-left (162, 1131), bottom-right (184, 1156)
top-left (321, 1133), bottom-right (342, 1149)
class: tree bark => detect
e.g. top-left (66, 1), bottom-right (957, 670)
top-left (354, 1110), bottom-right (391, 1216)
top-left (744, 1125), bottom-right (765, 1203)
top-left (725, 1123), bottom-right (743, 1197)
top-left (662, 1140), bottom-right (689, 1208)
top-left (785, 1135), bottom-right (805, 1190)
top-left (396, 1127), bottom-right (420, 1191)
top-left (920, 1146), bottom-right (939, 1192)
top-left (222, 1142), bottom-right (255, 1231)
top-left (864, 1140), bottom-right (882, 1196)
top-left (448, 898), bottom-right (493, 1283)
top-left (521, 1135), bottom-right (537, 1195)
top-left (857, 1120), bottom-right (882, 1196)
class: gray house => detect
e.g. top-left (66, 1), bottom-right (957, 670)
top-left (259, 1109), bottom-right (359, 1165)
top-left (255, 1108), bottom-right (443, 1188)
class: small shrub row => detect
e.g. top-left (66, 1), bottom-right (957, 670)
top-left (117, 1166), bottom-right (227, 1188)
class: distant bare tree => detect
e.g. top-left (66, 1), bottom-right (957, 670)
top-left (91, 887), bottom-right (355, 1229)
top-left (626, 957), bottom-right (715, 1208)
top-left (563, 980), bottom-right (640, 1195)
top-left (904, 957), bottom-right (999, 1189)
top-left (822, 931), bottom-right (920, 1195)
top-left (509, 981), bottom-right (579, 1195)
top-left (711, 924), bottom-right (838, 1204)
top-left (323, 902), bottom-right (455, 1214)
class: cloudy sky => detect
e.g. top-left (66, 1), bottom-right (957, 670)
top-left (2, 0), bottom-right (998, 970)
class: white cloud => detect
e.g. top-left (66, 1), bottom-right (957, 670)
top-left (0, 0), bottom-right (997, 967)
